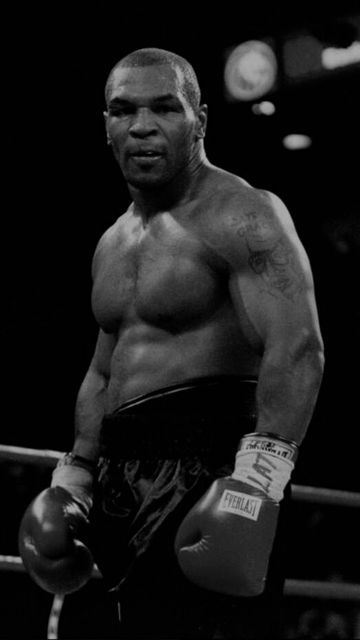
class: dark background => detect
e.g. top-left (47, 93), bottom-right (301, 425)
top-left (1, 4), bottom-right (359, 637)
top-left (3, 3), bottom-right (359, 487)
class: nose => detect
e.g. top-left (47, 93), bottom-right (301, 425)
top-left (129, 108), bottom-right (157, 138)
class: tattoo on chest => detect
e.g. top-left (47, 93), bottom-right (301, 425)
top-left (247, 238), bottom-right (305, 302)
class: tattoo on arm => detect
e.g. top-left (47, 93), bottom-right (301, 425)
top-left (231, 210), bottom-right (270, 239)
top-left (230, 210), bottom-right (306, 301)
top-left (247, 238), bottom-right (306, 302)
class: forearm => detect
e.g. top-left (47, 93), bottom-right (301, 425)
top-left (72, 367), bottom-right (109, 461)
top-left (255, 338), bottom-right (324, 444)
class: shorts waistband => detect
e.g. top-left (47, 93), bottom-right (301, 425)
top-left (100, 376), bottom-right (257, 460)
top-left (106, 375), bottom-right (257, 417)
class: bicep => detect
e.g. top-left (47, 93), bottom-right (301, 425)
top-left (229, 221), bottom-right (322, 351)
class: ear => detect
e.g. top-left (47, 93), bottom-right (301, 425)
top-left (195, 104), bottom-right (208, 140)
top-left (103, 110), bottom-right (112, 145)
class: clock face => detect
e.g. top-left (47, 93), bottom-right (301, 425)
top-left (224, 41), bottom-right (277, 100)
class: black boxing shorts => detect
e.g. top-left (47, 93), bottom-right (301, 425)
top-left (90, 376), bottom-right (257, 586)
top-left (89, 376), bottom-right (290, 639)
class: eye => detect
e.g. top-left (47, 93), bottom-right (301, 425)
top-left (154, 104), bottom-right (173, 114)
top-left (108, 105), bottom-right (134, 117)
top-left (154, 102), bottom-right (183, 115)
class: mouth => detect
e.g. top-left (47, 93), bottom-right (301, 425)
top-left (129, 149), bottom-right (164, 160)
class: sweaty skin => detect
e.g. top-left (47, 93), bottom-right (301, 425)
top-left (73, 62), bottom-right (324, 461)
top-left (91, 175), bottom-right (264, 408)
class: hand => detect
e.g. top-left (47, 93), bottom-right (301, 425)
top-left (18, 455), bottom-right (95, 595)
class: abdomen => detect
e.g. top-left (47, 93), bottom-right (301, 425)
top-left (105, 306), bottom-right (260, 410)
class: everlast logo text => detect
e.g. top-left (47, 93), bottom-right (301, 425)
top-left (219, 490), bottom-right (262, 521)
top-left (243, 439), bottom-right (294, 460)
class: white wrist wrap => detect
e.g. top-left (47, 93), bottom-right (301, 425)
top-left (51, 461), bottom-right (94, 513)
top-left (232, 433), bottom-right (298, 502)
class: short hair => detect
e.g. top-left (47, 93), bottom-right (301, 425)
top-left (105, 47), bottom-right (201, 111)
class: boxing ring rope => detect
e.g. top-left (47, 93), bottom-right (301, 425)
top-left (0, 554), bottom-right (359, 601)
top-left (1, 443), bottom-right (360, 637)
top-left (1, 443), bottom-right (360, 507)
top-left (0, 444), bottom-right (63, 467)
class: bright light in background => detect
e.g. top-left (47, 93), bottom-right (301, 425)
top-left (322, 41), bottom-right (360, 69)
top-left (224, 41), bottom-right (277, 101)
top-left (252, 101), bottom-right (276, 115)
top-left (283, 134), bottom-right (312, 150)
top-left (283, 16), bottom-right (360, 82)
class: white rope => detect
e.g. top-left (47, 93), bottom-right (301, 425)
top-left (1, 555), bottom-right (359, 602)
top-left (0, 554), bottom-right (24, 572)
top-left (291, 484), bottom-right (360, 508)
top-left (0, 444), bottom-right (62, 467)
top-left (284, 579), bottom-right (360, 601)
top-left (1, 443), bottom-right (360, 507)
top-left (47, 594), bottom-right (65, 640)
top-left (0, 555), bottom-right (102, 577)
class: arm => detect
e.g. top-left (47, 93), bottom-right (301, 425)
top-left (18, 329), bottom-right (116, 595)
top-left (72, 328), bottom-right (116, 461)
top-left (228, 191), bottom-right (324, 444)
top-left (72, 226), bottom-right (118, 461)
top-left (19, 230), bottom-right (119, 594)
top-left (175, 192), bottom-right (324, 596)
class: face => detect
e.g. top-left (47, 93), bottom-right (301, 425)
top-left (104, 65), bottom-right (207, 189)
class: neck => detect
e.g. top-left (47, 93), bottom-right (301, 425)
top-left (128, 146), bottom-right (210, 220)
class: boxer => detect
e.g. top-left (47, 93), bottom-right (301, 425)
top-left (19, 48), bottom-right (324, 638)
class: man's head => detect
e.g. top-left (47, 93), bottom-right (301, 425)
top-left (105, 48), bottom-right (201, 112)
top-left (104, 48), bottom-right (207, 190)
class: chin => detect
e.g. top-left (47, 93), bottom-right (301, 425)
top-left (126, 172), bottom-right (171, 190)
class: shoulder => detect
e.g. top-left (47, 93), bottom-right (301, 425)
top-left (197, 166), bottom-right (294, 231)
top-left (197, 169), bottom-right (297, 262)
top-left (223, 187), bottom-right (297, 244)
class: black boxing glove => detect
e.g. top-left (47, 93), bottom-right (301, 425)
top-left (18, 453), bottom-right (96, 595)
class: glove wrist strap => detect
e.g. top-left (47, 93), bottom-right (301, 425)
top-left (232, 433), bottom-right (298, 502)
top-left (51, 453), bottom-right (94, 513)
top-left (61, 452), bottom-right (98, 473)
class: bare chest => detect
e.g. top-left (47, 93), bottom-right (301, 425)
top-left (92, 215), bottom-right (226, 333)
